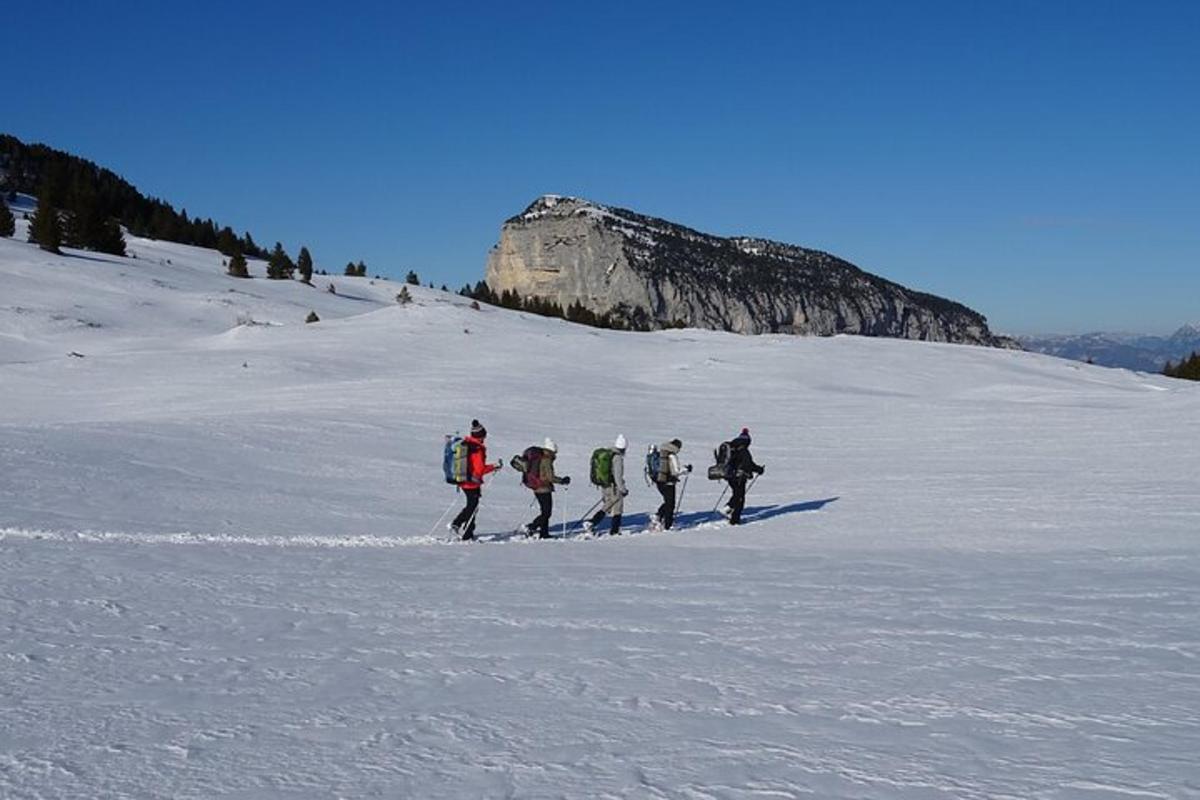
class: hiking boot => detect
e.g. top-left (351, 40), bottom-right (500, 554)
top-left (582, 520), bottom-right (594, 534)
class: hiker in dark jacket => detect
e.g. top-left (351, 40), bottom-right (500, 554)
top-left (449, 420), bottom-right (502, 540)
top-left (522, 438), bottom-right (570, 539)
top-left (723, 428), bottom-right (764, 525)
top-left (651, 438), bottom-right (691, 531)
top-left (585, 434), bottom-right (628, 535)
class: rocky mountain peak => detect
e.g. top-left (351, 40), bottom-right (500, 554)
top-left (487, 195), bottom-right (1015, 348)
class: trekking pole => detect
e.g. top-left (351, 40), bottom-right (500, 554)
top-left (575, 497), bottom-right (604, 530)
top-left (711, 484), bottom-right (730, 514)
top-left (427, 496), bottom-right (460, 538)
top-left (676, 473), bottom-right (690, 518)
top-left (560, 486), bottom-right (569, 538)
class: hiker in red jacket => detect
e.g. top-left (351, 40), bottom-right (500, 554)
top-left (450, 419), bottom-right (501, 540)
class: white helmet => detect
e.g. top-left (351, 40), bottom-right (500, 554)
top-left (543, 437), bottom-right (558, 453)
top-left (614, 434), bottom-right (627, 450)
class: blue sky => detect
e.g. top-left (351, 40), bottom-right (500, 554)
top-left (9, 1), bottom-right (1198, 334)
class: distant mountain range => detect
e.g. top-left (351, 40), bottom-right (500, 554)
top-left (1019, 325), bottom-right (1200, 372)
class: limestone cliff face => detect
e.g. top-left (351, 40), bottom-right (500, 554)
top-left (486, 195), bottom-right (1014, 347)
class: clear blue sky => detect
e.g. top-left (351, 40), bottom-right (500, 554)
top-left (9, 1), bottom-right (1198, 334)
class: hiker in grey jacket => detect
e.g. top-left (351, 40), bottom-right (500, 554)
top-left (651, 438), bottom-right (691, 530)
top-left (585, 434), bottom-right (628, 535)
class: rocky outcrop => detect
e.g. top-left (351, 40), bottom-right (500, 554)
top-left (486, 195), bottom-right (1015, 347)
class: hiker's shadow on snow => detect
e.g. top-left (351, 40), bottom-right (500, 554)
top-left (563, 496), bottom-right (839, 536)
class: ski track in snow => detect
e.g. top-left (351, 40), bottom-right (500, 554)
top-left (3, 229), bottom-right (1200, 797)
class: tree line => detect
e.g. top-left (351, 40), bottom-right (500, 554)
top-left (455, 282), bottom-right (659, 331)
top-left (1163, 353), bottom-right (1200, 382)
top-left (0, 134), bottom-right (271, 259)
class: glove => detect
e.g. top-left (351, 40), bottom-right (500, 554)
top-left (621, 489), bottom-right (629, 496)
top-left (561, 476), bottom-right (572, 485)
top-left (685, 464), bottom-right (693, 473)
top-left (494, 461), bottom-right (503, 471)
top-left (755, 465), bottom-right (765, 475)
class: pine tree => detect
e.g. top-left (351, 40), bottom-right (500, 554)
top-left (61, 178), bottom-right (126, 255)
top-left (297, 246), bottom-right (314, 284)
top-left (356, 260), bottom-right (367, 277)
top-left (242, 232), bottom-right (262, 259)
top-left (405, 270), bottom-right (419, 285)
top-left (344, 261), bottom-right (357, 276)
top-left (305, 311), bottom-right (320, 323)
top-left (267, 242), bottom-right (295, 280)
top-left (0, 196), bottom-right (14, 237)
top-left (227, 251), bottom-right (250, 278)
top-left (1163, 352), bottom-right (1200, 381)
top-left (95, 217), bottom-right (127, 256)
top-left (216, 227), bottom-right (240, 256)
top-left (396, 286), bottom-right (413, 304)
top-left (28, 184), bottom-right (62, 254)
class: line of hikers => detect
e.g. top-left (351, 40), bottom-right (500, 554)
top-left (443, 420), bottom-right (765, 541)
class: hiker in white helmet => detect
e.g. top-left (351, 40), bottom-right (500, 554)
top-left (511, 437), bottom-right (571, 539)
top-left (584, 434), bottom-right (629, 536)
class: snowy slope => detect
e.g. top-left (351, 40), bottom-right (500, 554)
top-left (1, 214), bottom-right (402, 363)
top-left (2, 231), bottom-right (1199, 798)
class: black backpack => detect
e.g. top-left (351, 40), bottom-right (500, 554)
top-left (708, 441), bottom-right (733, 480)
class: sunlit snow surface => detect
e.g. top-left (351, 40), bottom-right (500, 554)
top-left (2, 228), bottom-right (1199, 798)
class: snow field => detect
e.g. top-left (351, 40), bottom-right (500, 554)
top-left (2, 230), bottom-right (1199, 797)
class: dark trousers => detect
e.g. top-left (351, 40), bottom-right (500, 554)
top-left (728, 477), bottom-right (747, 525)
top-left (590, 509), bottom-right (624, 535)
top-left (530, 492), bottom-right (553, 538)
top-left (452, 487), bottom-right (481, 539)
top-left (655, 482), bottom-right (676, 529)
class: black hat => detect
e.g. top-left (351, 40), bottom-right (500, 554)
top-left (670, 438), bottom-right (682, 448)
top-left (470, 419), bottom-right (487, 438)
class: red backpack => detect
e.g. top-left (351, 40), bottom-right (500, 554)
top-left (512, 446), bottom-right (546, 490)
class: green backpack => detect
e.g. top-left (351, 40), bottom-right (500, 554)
top-left (590, 448), bottom-right (615, 487)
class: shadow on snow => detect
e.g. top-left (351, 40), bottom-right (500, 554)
top-left (536, 496), bottom-right (841, 539)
